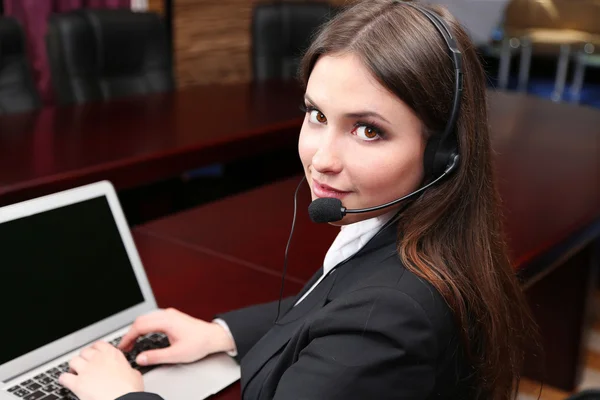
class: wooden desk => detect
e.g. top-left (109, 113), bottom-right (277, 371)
top-left (137, 92), bottom-right (600, 391)
top-left (0, 81), bottom-right (304, 207)
top-left (138, 177), bottom-right (335, 282)
top-left (133, 230), bottom-right (304, 400)
top-left (487, 92), bottom-right (600, 278)
top-left (138, 92), bottom-right (600, 279)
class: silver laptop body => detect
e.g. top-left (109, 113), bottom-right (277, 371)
top-left (0, 181), bottom-right (239, 400)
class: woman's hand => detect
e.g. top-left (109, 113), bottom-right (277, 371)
top-left (57, 309), bottom-right (234, 400)
top-left (118, 308), bottom-right (235, 366)
top-left (59, 341), bottom-right (143, 400)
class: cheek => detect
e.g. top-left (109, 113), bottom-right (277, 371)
top-left (350, 145), bottom-right (424, 198)
top-left (298, 124), bottom-right (316, 169)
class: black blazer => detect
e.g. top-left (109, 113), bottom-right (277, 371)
top-left (123, 222), bottom-right (475, 400)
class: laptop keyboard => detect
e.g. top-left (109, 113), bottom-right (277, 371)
top-left (5, 333), bottom-right (170, 400)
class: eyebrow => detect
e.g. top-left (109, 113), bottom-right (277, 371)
top-left (304, 94), bottom-right (392, 125)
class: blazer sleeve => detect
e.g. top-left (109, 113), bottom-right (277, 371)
top-left (273, 287), bottom-right (439, 400)
top-left (216, 296), bottom-right (295, 361)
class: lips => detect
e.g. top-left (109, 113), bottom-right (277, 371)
top-left (312, 179), bottom-right (351, 200)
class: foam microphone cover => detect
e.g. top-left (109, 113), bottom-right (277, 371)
top-left (308, 197), bottom-right (344, 223)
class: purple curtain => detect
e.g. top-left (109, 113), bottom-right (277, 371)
top-left (5, 0), bottom-right (132, 104)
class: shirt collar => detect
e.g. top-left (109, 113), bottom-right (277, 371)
top-left (322, 210), bottom-right (397, 274)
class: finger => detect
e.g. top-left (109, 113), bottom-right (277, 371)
top-left (119, 314), bottom-right (166, 351)
top-left (68, 356), bottom-right (87, 374)
top-left (58, 372), bottom-right (78, 392)
top-left (92, 341), bottom-right (115, 354)
top-left (79, 347), bottom-right (99, 361)
top-left (136, 347), bottom-right (181, 366)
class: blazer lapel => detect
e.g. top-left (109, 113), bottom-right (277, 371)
top-left (290, 266), bottom-right (323, 306)
top-left (240, 220), bottom-right (400, 397)
top-left (240, 268), bottom-right (336, 397)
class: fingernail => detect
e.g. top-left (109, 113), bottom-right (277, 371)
top-left (137, 355), bottom-right (147, 365)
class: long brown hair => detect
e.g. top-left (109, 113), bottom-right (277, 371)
top-left (299, 1), bottom-right (536, 398)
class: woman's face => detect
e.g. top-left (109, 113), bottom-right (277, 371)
top-left (299, 52), bottom-right (427, 225)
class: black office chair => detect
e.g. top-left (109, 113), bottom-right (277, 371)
top-left (0, 17), bottom-right (41, 114)
top-left (46, 9), bottom-right (174, 105)
top-left (251, 2), bottom-right (337, 81)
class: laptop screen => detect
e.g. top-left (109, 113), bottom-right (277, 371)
top-left (0, 196), bottom-right (145, 365)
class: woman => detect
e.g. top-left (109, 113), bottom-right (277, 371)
top-left (59, 1), bottom-right (535, 398)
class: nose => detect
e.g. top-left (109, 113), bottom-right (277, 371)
top-left (311, 131), bottom-right (343, 175)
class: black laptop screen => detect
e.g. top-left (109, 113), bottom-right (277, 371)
top-left (0, 196), bottom-right (145, 365)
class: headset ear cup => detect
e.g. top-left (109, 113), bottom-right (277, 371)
top-left (424, 135), bottom-right (460, 179)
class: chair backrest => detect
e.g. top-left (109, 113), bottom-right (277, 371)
top-left (46, 9), bottom-right (174, 105)
top-left (0, 17), bottom-right (41, 114)
top-left (251, 2), bottom-right (336, 81)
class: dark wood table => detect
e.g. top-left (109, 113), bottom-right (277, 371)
top-left (137, 177), bottom-right (336, 282)
top-left (137, 91), bottom-right (600, 278)
top-left (488, 92), bottom-right (600, 278)
top-left (137, 92), bottom-right (600, 391)
top-left (0, 81), bottom-right (305, 207)
top-left (133, 230), bottom-right (304, 400)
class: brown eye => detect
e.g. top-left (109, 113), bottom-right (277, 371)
top-left (364, 127), bottom-right (377, 138)
top-left (308, 109), bottom-right (327, 124)
top-left (353, 125), bottom-right (381, 141)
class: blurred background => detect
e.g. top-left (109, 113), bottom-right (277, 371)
top-left (5, 0), bottom-right (600, 107)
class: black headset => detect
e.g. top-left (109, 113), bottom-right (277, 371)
top-left (307, 2), bottom-right (465, 224)
top-left (277, 1), bottom-right (467, 320)
top-left (399, 1), bottom-right (464, 179)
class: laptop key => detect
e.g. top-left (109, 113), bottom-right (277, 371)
top-left (33, 375), bottom-right (45, 381)
top-left (39, 395), bottom-right (58, 400)
top-left (26, 383), bottom-right (42, 392)
top-left (8, 386), bottom-right (20, 393)
top-left (138, 343), bottom-right (151, 352)
top-left (20, 380), bottom-right (33, 387)
top-left (48, 372), bottom-right (61, 380)
top-left (38, 377), bottom-right (53, 386)
top-left (136, 365), bottom-right (154, 375)
top-left (43, 384), bottom-right (58, 393)
top-left (24, 391), bottom-right (46, 400)
top-left (13, 389), bottom-right (30, 398)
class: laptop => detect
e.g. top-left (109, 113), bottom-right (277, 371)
top-left (0, 181), bottom-right (240, 400)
